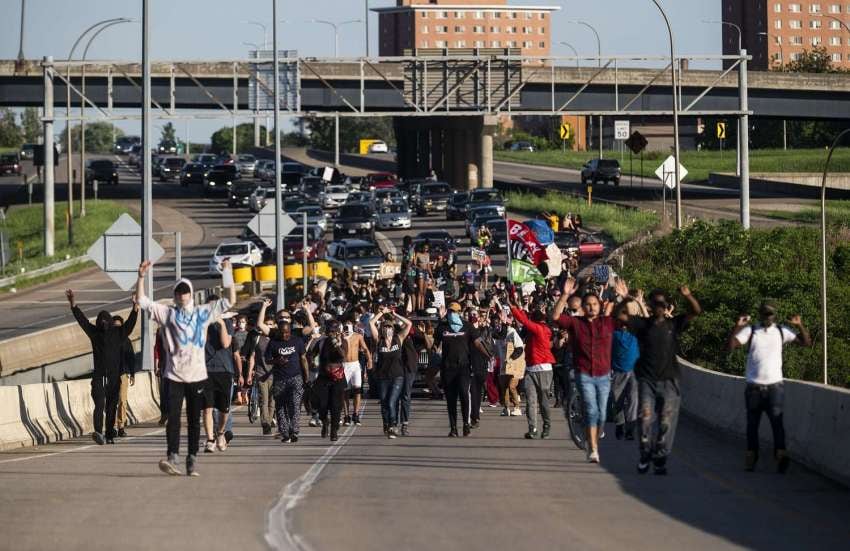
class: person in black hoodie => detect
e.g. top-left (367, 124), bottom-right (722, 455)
top-left (66, 289), bottom-right (138, 445)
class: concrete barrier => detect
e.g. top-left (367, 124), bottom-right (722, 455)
top-left (708, 172), bottom-right (850, 198)
top-left (679, 357), bottom-right (850, 486)
top-left (0, 371), bottom-right (160, 451)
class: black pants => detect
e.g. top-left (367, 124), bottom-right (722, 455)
top-left (470, 370), bottom-right (486, 423)
top-left (745, 382), bottom-right (786, 454)
top-left (314, 378), bottom-right (345, 436)
top-left (443, 369), bottom-right (471, 429)
top-left (158, 376), bottom-right (170, 417)
top-left (91, 373), bottom-right (121, 437)
top-left (166, 380), bottom-right (204, 457)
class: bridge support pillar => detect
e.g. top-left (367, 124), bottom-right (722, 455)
top-left (481, 115), bottom-right (497, 189)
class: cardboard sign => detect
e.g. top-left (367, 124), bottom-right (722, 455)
top-left (471, 247), bottom-right (487, 261)
top-left (432, 290), bottom-right (446, 310)
top-left (378, 261), bottom-right (401, 279)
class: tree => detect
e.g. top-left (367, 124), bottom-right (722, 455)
top-left (20, 107), bottom-right (41, 144)
top-left (160, 122), bottom-right (177, 144)
top-left (301, 116), bottom-right (394, 153)
top-left (784, 46), bottom-right (841, 73)
top-left (210, 123), bottom-right (263, 155)
top-left (60, 122), bottom-right (123, 153)
top-left (0, 108), bottom-right (23, 148)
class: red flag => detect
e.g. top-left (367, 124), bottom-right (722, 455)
top-left (507, 219), bottom-right (548, 265)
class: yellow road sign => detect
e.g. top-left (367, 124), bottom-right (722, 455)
top-left (717, 122), bottom-right (726, 140)
top-left (559, 122), bottom-right (572, 140)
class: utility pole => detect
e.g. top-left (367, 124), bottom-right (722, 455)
top-left (365, 0), bottom-right (370, 57)
top-left (43, 56), bottom-right (55, 257)
top-left (273, 0), bottom-right (285, 311)
top-left (334, 113), bottom-right (340, 168)
top-left (141, 0), bottom-right (154, 371)
top-left (740, 49), bottom-right (751, 229)
top-left (17, 0), bottom-right (26, 63)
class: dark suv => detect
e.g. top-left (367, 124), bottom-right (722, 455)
top-left (204, 164), bottom-right (240, 195)
top-left (411, 181), bottom-right (453, 215)
top-left (85, 159), bottom-right (119, 186)
top-left (333, 203), bottom-right (376, 241)
top-left (158, 157), bottom-right (186, 181)
top-left (581, 158), bottom-right (622, 186)
top-left (0, 153), bottom-right (22, 176)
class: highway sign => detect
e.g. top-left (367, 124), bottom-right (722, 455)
top-left (717, 122), bottom-right (726, 140)
top-left (614, 120), bottom-right (630, 141)
top-left (87, 214), bottom-right (165, 291)
top-left (247, 203), bottom-right (296, 249)
top-left (654, 155), bottom-right (688, 189)
top-left (625, 131), bottom-right (648, 154)
top-left (559, 122), bottom-right (572, 140)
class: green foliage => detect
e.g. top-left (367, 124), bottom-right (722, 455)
top-left (783, 46), bottom-right (845, 74)
top-left (210, 123), bottom-right (264, 155)
top-left (60, 122), bottom-right (123, 154)
top-left (760, 200), bottom-right (850, 225)
top-left (503, 130), bottom-right (557, 152)
top-left (21, 107), bottom-right (41, 144)
top-left (301, 116), bottom-right (394, 153)
top-left (504, 191), bottom-right (658, 245)
top-left (160, 122), bottom-right (177, 144)
top-left (619, 221), bottom-right (850, 388)
top-left (0, 108), bottom-right (23, 149)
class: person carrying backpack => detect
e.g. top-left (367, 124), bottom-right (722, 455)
top-left (728, 301), bottom-right (811, 473)
top-left (610, 297), bottom-right (643, 441)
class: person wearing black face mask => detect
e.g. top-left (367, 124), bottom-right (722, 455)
top-left (66, 289), bottom-right (138, 445)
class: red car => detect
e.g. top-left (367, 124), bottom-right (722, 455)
top-left (282, 237), bottom-right (327, 261)
top-left (0, 153), bottom-right (22, 176)
top-left (554, 231), bottom-right (605, 260)
top-left (365, 172), bottom-right (397, 190)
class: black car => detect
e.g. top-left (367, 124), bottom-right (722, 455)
top-left (180, 162), bottom-right (206, 186)
top-left (158, 140), bottom-right (178, 154)
top-left (581, 158), bottom-right (622, 186)
top-left (204, 164), bottom-right (240, 195)
top-left (412, 181), bottom-right (453, 215)
top-left (333, 203), bottom-right (376, 241)
top-left (114, 135), bottom-right (140, 154)
top-left (467, 189), bottom-right (506, 216)
top-left (282, 162), bottom-right (304, 190)
top-left (194, 154), bottom-right (218, 172)
top-left (300, 176), bottom-right (325, 199)
top-left (229, 181), bottom-right (257, 208)
top-left (158, 157), bottom-right (186, 181)
top-left (85, 159), bottom-right (119, 186)
top-left (446, 191), bottom-right (470, 220)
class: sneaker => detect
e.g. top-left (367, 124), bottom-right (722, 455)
top-left (401, 424), bottom-right (409, 437)
top-left (479, 407), bottom-right (484, 414)
top-left (224, 430), bottom-right (233, 443)
top-left (500, 408), bottom-right (509, 417)
top-left (117, 428), bottom-right (127, 438)
top-left (511, 407), bottom-right (522, 416)
top-left (157, 415), bottom-right (167, 426)
top-left (262, 423), bottom-right (272, 435)
top-left (524, 430), bottom-right (537, 440)
top-left (637, 460), bottom-right (651, 474)
top-left (353, 414), bottom-right (362, 426)
top-left (330, 432), bottom-right (339, 442)
top-left (470, 420), bottom-right (480, 429)
top-left (158, 454), bottom-right (182, 476)
top-left (309, 418), bottom-right (319, 428)
top-left (321, 424), bottom-right (328, 438)
top-left (387, 426), bottom-right (398, 439)
top-left (653, 458), bottom-right (667, 475)
top-left (343, 415), bottom-right (352, 426)
top-left (271, 418), bottom-right (277, 427)
top-left (599, 429), bottom-right (606, 440)
top-left (589, 450), bottom-right (600, 463)
top-left (488, 402), bottom-right (500, 408)
top-left (541, 427), bottom-right (551, 439)
top-left (92, 432), bottom-right (105, 445)
top-left (615, 424), bottom-right (625, 440)
top-left (105, 437), bottom-right (115, 445)
top-left (216, 434), bottom-right (227, 452)
top-left (339, 418), bottom-right (344, 426)
top-left (448, 428), bottom-right (459, 437)
top-left (383, 423), bottom-right (389, 435)
top-left (625, 425), bottom-right (635, 440)
top-left (745, 451), bottom-right (758, 472)
top-left (204, 439), bottom-right (216, 453)
top-left (775, 450), bottom-right (790, 474)
top-left (290, 434), bottom-right (299, 443)
top-left (281, 436), bottom-right (291, 443)
top-left (186, 454), bottom-right (199, 477)
top-left (462, 424), bottom-right (471, 437)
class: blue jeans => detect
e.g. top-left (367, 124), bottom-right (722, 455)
top-left (377, 377), bottom-right (404, 428)
top-left (398, 371), bottom-right (416, 425)
top-left (578, 373), bottom-right (611, 428)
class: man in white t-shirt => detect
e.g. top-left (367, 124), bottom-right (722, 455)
top-left (728, 301), bottom-right (811, 474)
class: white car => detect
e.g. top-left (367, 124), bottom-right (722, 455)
top-left (376, 200), bottom-right (412, 230)
top-left (368, 141), bottom-right (389, 154)
top-left (320, 185), bottom-right (350, 209)
top-left (208, 241), bottom-right (263, 274)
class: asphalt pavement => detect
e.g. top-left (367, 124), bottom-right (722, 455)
top-left (0, 397), bottom-right (846, 550)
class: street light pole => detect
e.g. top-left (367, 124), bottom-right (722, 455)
top-left (703, 19), bottom-right (742, 178)
top-left (243, 20), bottom-right (269, 50)
top-left (558, 41), bottom-right (580, 68)
top-left (273, 0), bottom-right (285, 311)
top-left (365, 0), bottom-right (370, 57)
top-left (312, 19), bottom-right (364, 57)
top-left (17, 0), bottom-right (26, 63)
top-left (819, 128), bottom-right (850, 385)
top-left (567, 20), bottom-right (602, 156)
top-left (650, 0), bottom-right (682, 229)
top-left (141, 0), bottom-right (154, 371)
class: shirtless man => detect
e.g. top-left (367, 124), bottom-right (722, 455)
top-left (341, 313), bottom-right (372, 426)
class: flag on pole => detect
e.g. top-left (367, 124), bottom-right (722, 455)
top-left (510, 259), bottom-right (545, 284)
top-left (507, 220), bottom-right (548, 266)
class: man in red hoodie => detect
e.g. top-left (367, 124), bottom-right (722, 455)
top-left (508, 294), bottom-right (556, 440)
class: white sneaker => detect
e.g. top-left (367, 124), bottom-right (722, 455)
top-left (589, 450), bottom-right (600, 463)
top-left (479, 407), bottom-right (484, 413)
top-left (511, 408), bottom-right (522, 416)
top-left (216, 434), bottom-right (228, 452)
top-left (204, 440), bottom-right (216, 453)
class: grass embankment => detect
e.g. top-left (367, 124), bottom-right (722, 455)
top-left (505, 191), bottom-right (659, 245)
top-left (0, 200), bottom-right (130, 288)
top-left (620, 221), bottom-right (850, 387)
top-left (495, 148), bottom-right (850, 183)
top-left (759, 200), bottom-right (850, 225)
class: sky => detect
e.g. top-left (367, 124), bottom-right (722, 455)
top-left (1, 0), bottom-right (721, 142)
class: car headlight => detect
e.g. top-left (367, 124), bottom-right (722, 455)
top-left (209, 182), bottom-right (215, 186)
top-left (334, 224), bottom-right (343, 229)
top-left (226, 181), bottom-right (232, 186)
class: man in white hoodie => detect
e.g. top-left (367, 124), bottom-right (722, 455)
top-left (135, 259), bottom-right (236, 476)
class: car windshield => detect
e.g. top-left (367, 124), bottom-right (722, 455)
top-left (599, 160), bottom-right (620, 168)
top-left (282, 163), bottom-right (302, 173)
top-left (217, 244), bottom-right (249, 255)
top-left (339, 205), bottom-right (370, 218)
top-left (423, 184), bottom-right (451, 195)
top-left (298, 207), bottom-right (322, 217)
top-left (238, 155), bottom-right (255, 162)
top-left (450, 194), bottom-right (468, 205)
top-left (90, 161), bottom-right (114, 170)
top-left (347, 245), bottom-right (382, 259)
top-left (0, 154), bottom-right (16, 163)
top-left (471, 207), bottom-right (499, 219)
top-left (379, 204), bottom-right (407, 214)
top-left (484, 221), bottom-right (507, 234)
top-left (326, 186), bottom-right (347, 194)
top-left (165, 158), bottom-right (184, 167)
top-left (470, 190), bottom-right (502, 203)
top-left (213, 165), bottom-right (237, 174)
top-left (287, 227), bottom-right (322, 241)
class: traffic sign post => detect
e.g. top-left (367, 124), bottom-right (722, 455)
top-left (655, 156), bottom-right (688, 226)
top-left (614, 121), bottom-right (630, 141)
top-left (717, 122), bottom-right (726, 160)
top-left (625, 131), bottom-right (648, 189)
top-left (87, 214), bottom-right (165, 291)
top-left (559, 122), bottom-right (572, 153)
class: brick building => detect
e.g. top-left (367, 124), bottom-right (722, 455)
top-left (722, 1), bottom-right (850, 69)
top-left (372, 0), bottom-right (560, 57)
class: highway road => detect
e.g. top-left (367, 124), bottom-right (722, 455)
top-left (0, 397), bottom-right (847, 550)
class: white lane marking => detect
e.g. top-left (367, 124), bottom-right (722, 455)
top-left (265, 404), bottom-right (366, 551)
top-left (0, 427), bottom-right (166, 465)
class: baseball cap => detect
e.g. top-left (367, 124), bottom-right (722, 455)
top-left (448, 301), bottom-right (462, 312)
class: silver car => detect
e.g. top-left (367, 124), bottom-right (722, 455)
top-left (237, 154), bottom-right (257, 176)
top-left (320, 184), bottom-right (350, 209)
top-left (293, 205), bottom-right (328, 232)
top-left (375, 200), bottom-right (412, 230)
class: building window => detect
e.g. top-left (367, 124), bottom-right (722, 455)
top-left (436, 26), bottom-right (447, 34)
top-left (454, 26), bottom-right (465, 33)
top-left (491, 40), bottom-right (501, 47)
top-left (474, 11), bottom-right (484, 20)
top-left (830, 4), bottom-right (841, 12)
top-left (509, 12), bottom-right (518, 19)
top-left (490, 26), bottom-right (500, 33)
top-left (540, 13), bottom-right (546, 20)
top-left (811, 36), bottom-right (822, 45)
top-left (525, 12), bottom-right (534, 19)
top-left (474, 40), bottom-right (484, 47)
top-left (421, 40), bottom-right (429, 48)
top-left (523, 41), bottom-right (533, 48)
top-left (435, 40), bottom-right (446, 48)
top-left (790, 52), bottom-right (802, 61)
top-left (436, 11), bottom-right (447, 19)
top-left (539, 41), bottom-right (546, 48)
top-left (810, 19), bottom-right (822, 28)
top-left (789, 3), bottom-right (801, 12)
top-left (455, 11), bottom-right (465, 19)
top-left (790, 19), bottom-right (802, 28)
top-left (831, 20), bottom-right (842, 29)
top-left (422, 26), bottom-right (429, 34)
top-left (810, 3), bottom-right (822, 12)
top-left (775, 19), bottom-right (782, 29)
top-left (492, 12), bottom-right (501, 19)
top-left (831, 35), bottom-right (842, 44)
top-left (791, 35), bottom-right (803, 44)
top-left (773, 3), bottom-right (782, 12)
top-left (420, 11), bottom-right (428, 19)
top-left (456, 40), bottom-right (467, 48)
top-left (832, 52), bottom-right (842, 61)
top-left (473, 25), bottom-right (484, 33)
top-left (508, 40), bottom-right (517, 47)
top-left (523, 26), bottom-right (533, 34)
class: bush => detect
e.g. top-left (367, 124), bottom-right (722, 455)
top-left (620, 220), bottom-right (850, 388)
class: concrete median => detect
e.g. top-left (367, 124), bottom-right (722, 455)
top-left (679, 357), bottom-right (850, 486)
top-left (0, 371), bottom-right (160, 451)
